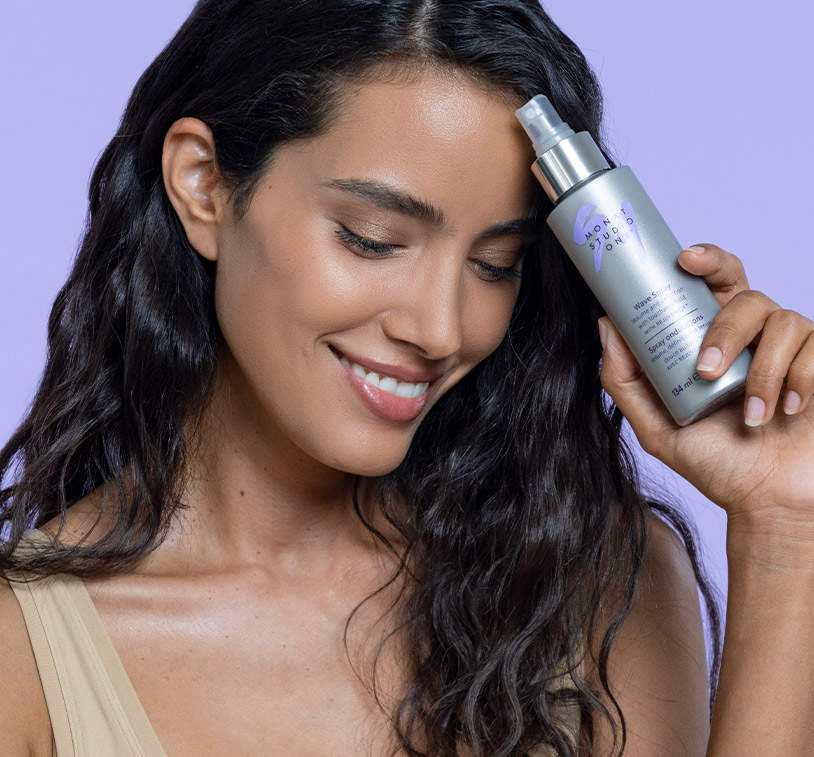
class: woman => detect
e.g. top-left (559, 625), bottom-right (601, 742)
top-left (1, 1), bottom-right (812, 755)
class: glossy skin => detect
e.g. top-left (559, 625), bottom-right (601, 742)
top-left (188, 68), bottom-right (535, 483)
top-left (2, 66), bottom-right (814, 755)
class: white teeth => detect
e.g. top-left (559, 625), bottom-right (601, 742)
top-left (338, 353), bottom-right (430, 399)
top-left (394, 382), bottom-right (414, 398)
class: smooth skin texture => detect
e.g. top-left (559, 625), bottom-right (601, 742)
top-left (2, 67), bottom-right (814, 755)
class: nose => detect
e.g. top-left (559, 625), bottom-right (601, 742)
top-left (381, 255), bottom-right (464, 361)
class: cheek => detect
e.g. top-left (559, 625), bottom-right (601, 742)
top-left (460, 284), bottom-right (519, 365)
top-left (212, 211), bottom-right (400, 399)
top-left (211, 218), bottom-right (326, 395)
top-left (215, 215), bottom-right (353, 334)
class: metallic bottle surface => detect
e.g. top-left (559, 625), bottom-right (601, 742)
top-left (516, 96), bottom-right (750, 426)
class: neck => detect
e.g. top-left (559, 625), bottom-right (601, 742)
top-left (161, 365), bottom-right (397, 576)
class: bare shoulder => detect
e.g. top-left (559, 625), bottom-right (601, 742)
top-left (589, 510), bottom-right (711, 756)
top-left (39, 486), bottom-right (117, 546)
top-left (0, 573), bottom-right (54, 756)
top-left (0, 489), bottom-right (136, 757)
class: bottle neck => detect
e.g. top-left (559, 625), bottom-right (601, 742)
top-left (532, 131), bottom-right (611, 204)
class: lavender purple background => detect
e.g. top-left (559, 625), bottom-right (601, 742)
top-left (2, 2), bottom-right (812, 611)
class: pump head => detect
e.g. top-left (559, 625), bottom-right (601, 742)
top-left (515, 95), bottom-right (575, 157)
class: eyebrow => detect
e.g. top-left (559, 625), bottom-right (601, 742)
top-left (325, 178), bottom-right (447, 227)
top-left (323, 178), bottom-right (537, 238)
top-left (480, 218), bottom-right (538, 239)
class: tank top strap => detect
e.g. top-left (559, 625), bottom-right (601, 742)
top-left (7, 529), bottom-right (167, 757)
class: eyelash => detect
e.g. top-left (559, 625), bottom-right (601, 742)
top-left (335, 225), bottom-right (522, 282)
top-left (335, 226), bottom-right (397, 255)
top-left (476, 260), bottom-right (523, 282)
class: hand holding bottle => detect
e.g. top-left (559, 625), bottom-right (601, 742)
top-left (600, 243), bottom-right (814, 754)
top-left (599, 243), bottom-right (814, 536)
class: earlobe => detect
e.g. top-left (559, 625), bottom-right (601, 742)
top-left (162, 117), bottom-right (226, 262)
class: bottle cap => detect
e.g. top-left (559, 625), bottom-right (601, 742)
top-left (515, 95), bottom-right (575, 157)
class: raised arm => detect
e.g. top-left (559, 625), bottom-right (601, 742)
top-left (599, 244), bottom-right (814, 755)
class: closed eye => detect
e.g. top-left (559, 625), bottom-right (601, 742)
top-left (336, 223), bottom-right (526, 282)
top-left (335, 226), bottom-right (398, 256)
top-left (474, 259), bottom-right (522, 282)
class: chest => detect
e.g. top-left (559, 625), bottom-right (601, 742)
top-left (85, 572), bottom-right (409, 757)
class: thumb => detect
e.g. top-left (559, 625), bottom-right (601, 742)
top-left (598, 317), bottom-right (675, 453)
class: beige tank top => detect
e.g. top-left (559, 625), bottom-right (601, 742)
top-left (8, 529), bottom-right (581, 756)
top-left (8, 529), bottom-right (167, 756)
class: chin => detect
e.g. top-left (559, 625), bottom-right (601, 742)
top-left (336, 452), bottom-right (408, 479)
top-left (319, 436), bottom-right (412, 479)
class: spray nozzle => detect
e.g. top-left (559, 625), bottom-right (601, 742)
top-left (515, 95), bottom-right (575, 158)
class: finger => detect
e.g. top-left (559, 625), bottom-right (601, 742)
top-left (598, 317), bottom-right (675, 457)
top-left (677, 244), bottom-right (750, 305)
top-left (784, 333), bottom-right (814, 416)
top-left (695, 290), bottom-right (781, 380)
top-left (742, 309), bottom-right (814, 426)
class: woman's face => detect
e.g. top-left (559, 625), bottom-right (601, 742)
top-left (211, 67), bottom-right (538, 476)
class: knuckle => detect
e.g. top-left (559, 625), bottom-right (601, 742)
top-left (723, 250), bottom-right (746, 274)
top-left (788, 361), bottom-right (814, 387)
top-left (706, 319), bottom-right (741, 343)
top-left (747, 364), bottom-right (785, 386)
top-left (765, 308), bottom-right (803, 333)
top-left (731, 288), bottom-right (770, 308)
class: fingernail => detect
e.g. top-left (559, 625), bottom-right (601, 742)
top-left (696, 346), bottom-right (723, 373)
top-left (598, 318), bottom-right (608, 350)
top-left (682, 245), bottom-right (706, 255)
top-left (745, 396), bottom-right (766, 427)
top-left (784, 390), bottom-right (802, 415)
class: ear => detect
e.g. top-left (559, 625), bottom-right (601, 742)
top-left (162, 117), bottom-right (228, 262)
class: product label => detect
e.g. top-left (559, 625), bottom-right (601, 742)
top-left (573, 202), bottom-right (646, 272)
top-left (572, 199), bottom-right (710, 376)
top-left (629, 282), bottom-right (710, 374)
top-left (547, 167), bottom-right (738, 422)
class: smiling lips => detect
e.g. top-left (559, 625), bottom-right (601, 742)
top-left (333, 348), bottom-right (442, 423)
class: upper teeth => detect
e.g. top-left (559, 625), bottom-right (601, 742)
top-left (340, 356), bottom-right (430, 399)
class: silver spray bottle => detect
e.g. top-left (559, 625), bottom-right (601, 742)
top-left (515, 95), bottom-right (750, 426)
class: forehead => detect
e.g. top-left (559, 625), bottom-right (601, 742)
top-left (283, 65), bottom-right (539, 227)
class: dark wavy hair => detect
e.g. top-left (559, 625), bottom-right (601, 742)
top-left (0, 1), bottom-right (721, 754)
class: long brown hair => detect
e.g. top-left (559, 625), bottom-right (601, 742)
top-left (0, 2), bottom-right (720, 754)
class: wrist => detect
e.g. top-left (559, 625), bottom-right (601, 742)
top-left (727, 510), bottom-right (814, 574)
